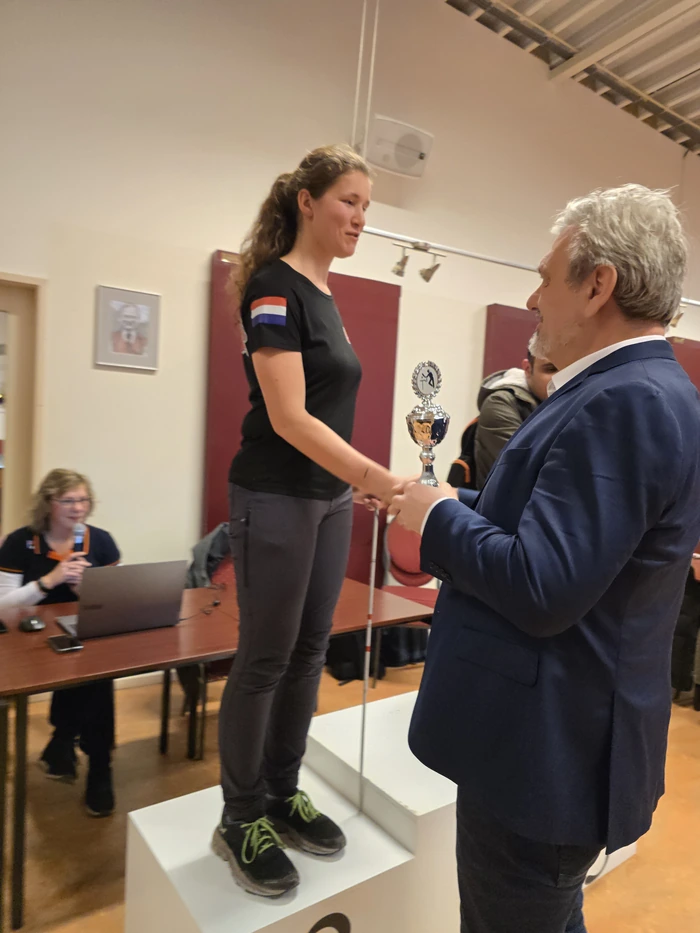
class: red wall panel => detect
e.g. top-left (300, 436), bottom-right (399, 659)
top-left (481, 309), bottom-right (700, 392)
top-left (203, 251), bottom-right (400, 586)
top-left (668, 336), bottom-right (700, 392)
top-left (483, 304), bottom-right (536, 377)
top-left (203, 251), bottom-right (248, 536)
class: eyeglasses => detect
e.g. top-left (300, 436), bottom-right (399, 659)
top-left (54, 498), bottom-right (92, 507)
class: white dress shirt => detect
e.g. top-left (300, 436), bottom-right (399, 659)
top-left (420, 335), bottom-right (668, 535)
top-left (547, 335), bottom-right (667, 396)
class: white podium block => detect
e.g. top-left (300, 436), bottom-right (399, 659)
top-left (125, 767), bottom-right (412, 933)
top-left (125, 691), bottom-right (635, 933)
top-left (307, 693), bottom-right (462, 931)
top-left (307, 693), bottom-right (635, 890)
top-left (306, 692), bottom-right (637, 887)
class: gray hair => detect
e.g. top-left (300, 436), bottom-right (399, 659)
top-left (552, 184), bottom-right (687, 327)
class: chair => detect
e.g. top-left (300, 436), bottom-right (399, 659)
top-left (693, 547), bottom-right (700, 711)
top-left (374, 519), bottom-right (436, 674)
top-left (159, 531), bottom-right (234, 761)
top-left (382, 518), bottom-right (439, 608)
top-left (161, 522), bottom-right (438, 759)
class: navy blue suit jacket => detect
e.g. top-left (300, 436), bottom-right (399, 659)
top-left (411, 341), bottom-right (700, 852)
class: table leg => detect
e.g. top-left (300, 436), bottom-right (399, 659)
top-left (186, 677), bottom-right (198, 761)
top-left (11, 696), bottom-right (27, 930)
top-left (0, 699), bottom-right (9, 933)
top-left (196, 665), bottom-right (207, 762)
top-left (159, 670), bottom-right (171, 755)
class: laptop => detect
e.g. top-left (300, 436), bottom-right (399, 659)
top-left (57, 560), bottom-right (188, 640)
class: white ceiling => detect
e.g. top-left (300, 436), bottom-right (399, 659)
top-left (447, 0), bottom-right (700, 155)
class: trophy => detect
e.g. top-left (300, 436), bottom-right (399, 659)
top-left (406, 361), bottom-right (450, 486)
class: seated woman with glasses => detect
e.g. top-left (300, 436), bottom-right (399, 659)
top-left (0, 469), bottom-right (120, 817)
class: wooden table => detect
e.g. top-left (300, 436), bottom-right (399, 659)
top-left (0, 579), bottom-right (431, 931)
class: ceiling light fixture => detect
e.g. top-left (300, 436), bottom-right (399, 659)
top-left (392, 247), bottom-right (409, 277)
top-left (420, 254), bottom-right (442, 282)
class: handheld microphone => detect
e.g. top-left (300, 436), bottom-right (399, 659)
top-left (73, 522), bottom-right (86, 553)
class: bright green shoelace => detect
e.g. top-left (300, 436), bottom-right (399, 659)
top-left (287, 790), bottom-right (321, 824)
top-left (240, 816), bottom-right (285, 865)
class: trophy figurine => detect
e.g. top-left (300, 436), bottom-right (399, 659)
top-left (406, 361), bottom-right (450, 486)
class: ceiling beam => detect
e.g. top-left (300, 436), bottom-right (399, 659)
top-left (550, 0), bottom-right (700, 80)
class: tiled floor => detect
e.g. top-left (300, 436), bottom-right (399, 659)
top-left (5, 670), bottom-right (700, 932)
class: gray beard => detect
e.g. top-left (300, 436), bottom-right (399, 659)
top-left (531, 321), bottom-right (584, 361)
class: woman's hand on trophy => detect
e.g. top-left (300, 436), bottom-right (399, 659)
top-left (388, 475), bottom-right (420, 498)
top-left (372, 474), bottom-right (420, 508)
top-left (358, 466), bottom-right (408, 508)
top-left (352, 488), bottom-right (383, 511)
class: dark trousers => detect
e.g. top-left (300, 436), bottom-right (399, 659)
top-left (219, 484), bottom-right (353, 821)
top-left (457, 789), bottom-right (601, 933)
top-left (50, 680), bottom-right (115, 761)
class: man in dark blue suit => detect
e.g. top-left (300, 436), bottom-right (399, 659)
top-left (391, 185), bottom-right (700, 933)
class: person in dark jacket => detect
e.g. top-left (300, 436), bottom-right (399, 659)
top-left (474, 346), bottom-right (557, 487)
top-left (391, 184), bottom-right (700, 933)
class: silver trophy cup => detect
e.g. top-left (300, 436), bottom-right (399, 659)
top-left (406, 361), bottom-right (450, 486)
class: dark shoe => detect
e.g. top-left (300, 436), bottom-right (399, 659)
top-left (267, 791), bottom-right (346, 856)
top-left (212, 816), bottom-right (299, 898)
top-left (39, 735), bottom-right (77, 783)
top-left (694, 684), bottom-right (700, 712)
top-left (85, 762), bottom-right (114, 817)
top-left (673, 688), bottom-right (695, 707)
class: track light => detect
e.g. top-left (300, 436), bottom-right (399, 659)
top-left (420, 259), bottom-right (440, 282)
top-left (671, 305), bottom-right (685, 327)
top-left (392, 248), bottom-right (409, 277)
top-left (392, 243), bottom-right (444, 280)
top-left (419, 252), bottom-right (444, 283)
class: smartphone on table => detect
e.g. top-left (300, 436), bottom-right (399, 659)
top-left (47, 635), bottom-right (84, 653)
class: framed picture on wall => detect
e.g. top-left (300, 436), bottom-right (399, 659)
top-left (94, 285), bottom-right (160, 371)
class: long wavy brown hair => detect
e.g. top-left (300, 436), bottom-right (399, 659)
top-left (235, 144), bottom-right (370, 298)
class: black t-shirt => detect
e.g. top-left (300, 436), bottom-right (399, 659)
top-left (229, 259), bottom-right (362, 499)
top-left (0, 525), bottom-right (120, 605)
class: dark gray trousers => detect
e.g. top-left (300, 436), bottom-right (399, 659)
top-left (219, 483), bottom-right (353, 821)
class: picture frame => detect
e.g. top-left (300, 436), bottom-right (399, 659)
top-left (94, 285), bottom-right (160, 371)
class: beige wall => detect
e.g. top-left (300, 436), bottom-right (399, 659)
top-left (2, 0), bottom-right (700, 558)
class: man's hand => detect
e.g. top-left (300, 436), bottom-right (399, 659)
top-left (389, 482), bottom-right (458, 534)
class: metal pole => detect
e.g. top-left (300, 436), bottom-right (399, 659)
top-left (350, 0), bottom-right (368, 147)
top-left (363, 225), bottom-right (539, 273)
top-left (361, 0), bottom-right (380, 158)
top-left (359, 506), bottom-right (380, 813)
top-left (363, 224), bottom-right (700, 308)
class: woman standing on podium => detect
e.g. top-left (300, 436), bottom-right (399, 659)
top-left (0, 468), bottom-right (120, 817)
top-left (214, 145), bottom-right (402, 897)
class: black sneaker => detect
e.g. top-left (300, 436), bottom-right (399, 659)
top-left (39, 735), bottom-right (77, 783)
top-left (85, 762), bottom-right (115, 817)
top-left (212, 816), bottom-right (299, 898)
top-left (267, 791), bottom-right (346, 856)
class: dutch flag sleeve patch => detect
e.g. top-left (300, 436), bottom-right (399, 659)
top-left (251, 296), bottom-right (287, 327)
